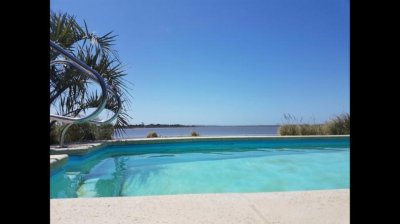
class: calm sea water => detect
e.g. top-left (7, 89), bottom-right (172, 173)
top-left (50, 137), bottom-right (349, 198)
top-left (114, 125), bottom-right (280, 139)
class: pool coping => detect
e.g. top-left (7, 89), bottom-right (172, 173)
top-left (49, 135), bottom-right (349, 171)
top-left (51, 189), bottom-right (349, 224)
top-left (50, 154), bottom-right (69, 171)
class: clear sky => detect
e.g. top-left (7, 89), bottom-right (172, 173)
top-left (51, 0), bottom-right (349, 125)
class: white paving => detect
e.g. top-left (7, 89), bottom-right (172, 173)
top-left (51, 189), bottom-right (349, 224)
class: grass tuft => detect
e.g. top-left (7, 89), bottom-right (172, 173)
top-left (279, 113), bottom-right (349, 136)
top-left (146, 131), bottom-right (158, 138)
top-left (190, 131), bottom-right (200, 136)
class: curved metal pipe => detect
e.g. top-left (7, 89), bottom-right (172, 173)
top-left (50, 42), bottom-right (106, 85)
top-left (50, 43), bottom-right (108, 124)
top-left (50, 41), bottom-right (121, 147)
top-left (59, 123), bottom-right (74, 147)
top-left (101, 90), bottom-right (122, 124)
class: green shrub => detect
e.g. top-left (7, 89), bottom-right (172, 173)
top-left (324, 113), bottom-right (350, 135)
top-left (299, 124), bottom-right (325, 135)
top-left (278, 113), bottom-right (350, 136)
top-left (191, 131), bottom-right (200, 136)
top-left (65, 123), bottom-right (95, 142)
top-left (50, 124), bottom-right (60, 145)
top-left (279, 124), bottom-right (325, 135)
top-left (279, 114), bottom-right (301, 135)
top-left (279, 124), bottom-right (300, 135)
top-left (94, 124), bottom-right (114, 140)
top-left (146, 131), bottom-right (158, 138)
top-left (50, 123), bottom-right (115, 145)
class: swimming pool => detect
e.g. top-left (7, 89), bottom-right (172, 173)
top-left (50, 137), bottom-right (349, 198)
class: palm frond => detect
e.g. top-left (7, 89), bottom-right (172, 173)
top-left (50, 10), bottom-right (133, 135)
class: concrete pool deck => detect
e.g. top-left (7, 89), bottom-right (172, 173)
top-left (51, 189), bottom-right (349, 224)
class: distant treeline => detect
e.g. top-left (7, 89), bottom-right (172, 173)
top-left (125, 124), bottom-right (196, 128)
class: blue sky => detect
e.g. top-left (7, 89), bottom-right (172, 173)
top-left (51, 0), bottom-right (349, 125)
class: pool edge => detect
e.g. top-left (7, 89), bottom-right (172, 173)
top-left (49, 135), bottom-right (350, 171)
top-left (51, 135), bottom-right (349, 155)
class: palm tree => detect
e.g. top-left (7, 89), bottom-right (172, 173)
top-left (50, 11), bottom-right (132, 135)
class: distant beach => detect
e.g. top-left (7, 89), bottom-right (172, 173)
top-left (114, 125), bottom-right (280, 139)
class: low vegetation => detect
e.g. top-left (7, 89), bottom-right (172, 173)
top-left (50, 123), bottom-right (114, 145)
top-left (191, 131), bottom-right (200, 136)
top-left (146, 132), bottom-right (158, 138)
top-left (279, 124), bottom-right (325, 135)
top-left (324, 113), bottom-right (350, 135)
top-left (279, 113), bottom-right (350, 135)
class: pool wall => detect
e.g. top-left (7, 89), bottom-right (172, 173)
top-left (50, 135), bottom-right (349, 172)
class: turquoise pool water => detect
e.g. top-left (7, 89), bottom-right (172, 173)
top-left (50, 137), bottom-right (349, 198)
